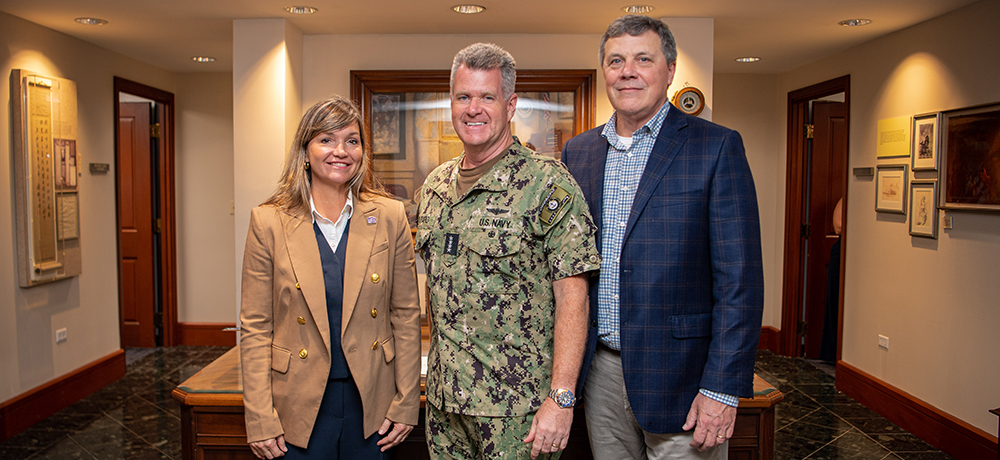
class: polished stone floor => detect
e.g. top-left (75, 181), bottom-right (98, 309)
top-left (0, 348), bottom-right (953, 460)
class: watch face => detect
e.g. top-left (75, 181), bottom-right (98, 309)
top-left (554, 390), bottom-right (574, 407)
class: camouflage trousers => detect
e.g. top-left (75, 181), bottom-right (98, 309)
top-left (426, 402), bottom-right (562, 460)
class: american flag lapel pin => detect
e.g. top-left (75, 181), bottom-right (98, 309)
top-left (366, 216), bottom-right (377, 225)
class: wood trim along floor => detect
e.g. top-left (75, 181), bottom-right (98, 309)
top-left (0, 349), bottom-right (125, 441)
top-left (759, 326), bottom-right (780, 352)
top-left (837, 360), bottom-right (998, 460)
top-left (176, 322), bottom-right (237, 347)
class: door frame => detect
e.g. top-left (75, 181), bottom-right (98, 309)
top-left (113, 77), bottom-right (178, 346)
top-left (779, 75), bottom-right (850, 358)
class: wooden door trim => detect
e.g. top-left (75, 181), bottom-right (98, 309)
top-left (113, 77), bottom-right (178, 346)
top-left (779, 75), bottom-right (850, 357)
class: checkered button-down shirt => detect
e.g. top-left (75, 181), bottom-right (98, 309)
top-left (598, 102), bottom-right (739, 408)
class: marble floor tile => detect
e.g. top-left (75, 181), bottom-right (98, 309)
top-left (68, 415), bottom-right (172, 460)
top-left (0, 445), bottom-right (40, 460)
top-left (23, 436), bottom-right (96, 460)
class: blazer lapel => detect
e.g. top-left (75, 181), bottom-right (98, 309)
top-left (282, 208), bottom-right (331, 354)
top-left (588, 132), bottom-right (610, 248)
top-left (624, 107), bottom-right (688, 242)
top-left (342, 197), bottom-right (377, 333)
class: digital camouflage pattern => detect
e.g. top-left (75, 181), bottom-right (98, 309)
top-left (416, 140), bottom-right (600, 417)
top-left (426, 402), bottom-right (561, 460)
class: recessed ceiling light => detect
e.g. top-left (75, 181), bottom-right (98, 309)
top-left (453, 5), bottom-right (486, 14)
top-left (75, 17), bottom-right (108, 26)
top-left (838, 18), bottom-right (872, 27)
top-left (622, 5), bottom-right (655, 14)
top-left (192, 56), bottom-right (216, 63)
top-left (285, 6), bottom-right (318, 14)
top-left (735, 57), bottom-right (761, 63)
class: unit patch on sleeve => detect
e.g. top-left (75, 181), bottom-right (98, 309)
top-left (539, 184), bottom-right (571, 226)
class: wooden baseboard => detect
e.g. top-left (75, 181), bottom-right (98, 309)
top-left (0, 349), bottom-right (125, 441)
top-left (837, 361), bottom-right (998, 460)
top-left (176, 322), bottom-right (236, 346)
top-left (758, 326), bottom-right (780, 352)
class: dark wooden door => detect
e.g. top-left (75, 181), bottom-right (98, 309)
top-left (803, 101), bottom-right (846, 358)
top-left (118, 102), bottom-right (156, 347)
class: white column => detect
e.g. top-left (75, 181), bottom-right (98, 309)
top-left (232, 18), bottom-right (302, 319)
top-left (661, 17), bottom-right (714, 121)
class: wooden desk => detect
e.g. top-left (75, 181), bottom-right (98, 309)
top-left (174, 348), bottom-right (783, 460)
top-left (992, 408), bottom-right (999, 460)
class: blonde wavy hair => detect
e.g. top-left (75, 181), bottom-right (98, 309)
top-left (263, 95), bottom-right (388, 212)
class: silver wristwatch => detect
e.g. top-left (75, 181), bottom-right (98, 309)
top-left (548, 388), bottom-right (576, 408)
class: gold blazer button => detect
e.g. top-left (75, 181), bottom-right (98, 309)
top-left (295, 283), bottom-right (301, 289)
top-left (371, 273), bottom-right (380, 283)
top-left (371, 308), bottom-right (378, 318)
top-left (372, 341), bottom-right (379, 350)
top-left (299, 349), bottom-right (308, 359)
top-left (297, 316), bottom-right (306, 324)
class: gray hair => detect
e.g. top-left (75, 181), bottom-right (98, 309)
top-left (599, 15), bottom-right (677, 66)
top-left (450, 43), bottom-right (517, 100)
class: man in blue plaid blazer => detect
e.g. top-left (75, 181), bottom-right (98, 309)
top-left (561, 15), bottom-right (764, 459)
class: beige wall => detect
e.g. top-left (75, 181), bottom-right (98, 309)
top-left (771, 0), bottom-right (1000, 434)
top-left (176, 72), bottom-right (236, 323)
top-left (0, 11), bottom-right (176, 402)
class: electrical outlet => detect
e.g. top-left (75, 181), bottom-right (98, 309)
top-left (56, 327), bottom-right (67, 344)
top-left (230, 200), bottom-right (235, 215)
top-left (878, 334), bottom-right (889, 350)
top-left (942, 215), bottom-right (953, 229)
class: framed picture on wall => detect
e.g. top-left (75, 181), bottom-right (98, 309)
top-left (911, 112), bottom-right (940, 171)
top-left (940, 102), bottom-right (1000, 212)
top-left (875, 164), bottom-right (907, 214)
top-left (908, 181), bottom-right (938, 238)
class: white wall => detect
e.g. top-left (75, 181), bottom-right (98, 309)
top-left (0, 11), bottom-right (176, 402)
top-left (772, 0), bottom-right (1000, 434)
top-left (175, 72), bottom-right (236, 323)
top-left (715, 74), bottom-right (782, 326)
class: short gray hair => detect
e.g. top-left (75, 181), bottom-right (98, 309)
top-left (450, 43), bottom-right (517, 100)
top-left (599, 15), bottom-right (677, 66)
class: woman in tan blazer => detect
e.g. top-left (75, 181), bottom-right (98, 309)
top-left (240, 96), bottom-right (421, 459)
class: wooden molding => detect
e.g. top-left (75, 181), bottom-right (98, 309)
top-left (0, 349), bottom-right (125, 441)
top-left (758, 326), bottom-right (780, 352)
top-left (177, 322), bottom-right (237, 346)
top-left (837, 360), bottom-right (998, 460)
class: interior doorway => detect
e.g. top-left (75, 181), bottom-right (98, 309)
top-left (114, 77), bottom-right (177, 347)
top-left (780, 76), bottom-right (850, 360)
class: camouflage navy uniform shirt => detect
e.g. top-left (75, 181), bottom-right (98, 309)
top-left (416, 140), bottom-right (601, 417)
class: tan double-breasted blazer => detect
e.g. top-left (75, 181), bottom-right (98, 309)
top-left (239, 195), bottom-right (420, 448)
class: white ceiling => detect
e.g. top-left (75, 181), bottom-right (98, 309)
top-left (0, 0), bottom-right (980, 74)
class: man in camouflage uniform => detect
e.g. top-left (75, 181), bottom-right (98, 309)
top-left (416, 42), bottom-right (600, 460)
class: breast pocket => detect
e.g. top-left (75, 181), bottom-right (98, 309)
top-left (465, 229), bottom-right (521, 294)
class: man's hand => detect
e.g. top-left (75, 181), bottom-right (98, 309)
top-left (376, 418), bottom-right (414, 452)
top-left (523, 398), bottom-right (573, 459)
top-left (682, 393), bottom-right (736, 451)
top-left (249, 435), bottom-right (287, 459)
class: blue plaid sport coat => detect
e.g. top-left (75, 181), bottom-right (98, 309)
top-left (562, 106), bottom-right (764, 434)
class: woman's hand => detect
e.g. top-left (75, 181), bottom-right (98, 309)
top-left (376, 418), bottom-right (414, 452)
top-left (249, 435), bottom-right (287, 459)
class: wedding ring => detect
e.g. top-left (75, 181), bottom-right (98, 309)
top-left (551, 442), bottom-right (559, 448)
top-left (717, 435), bottom-right (725, 439)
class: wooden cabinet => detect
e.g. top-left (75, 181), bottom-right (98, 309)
top-left (174, 348), bottom-right (782, 460)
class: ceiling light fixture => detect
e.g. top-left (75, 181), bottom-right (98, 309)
top-left (838, 18), bottom-right (872, 27)
top-left (452, 5), bottom-right (486, 14)
top-left (192, 56), bottom-right (216, 63)
top-left (75, 17), bottom-right (108, 26)
top-left (622, 5), bottom-right (655, 14)
top-left (735, 57), bottom-right (761, 63)
top-left (285, 6), bottom-right (318, 14)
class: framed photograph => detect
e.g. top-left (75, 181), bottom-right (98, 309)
top-left (940, 102), bottom-right (1000, 211)
top-left (908, 181), bottom-right (938, 238)
top-left (371, 93), bottom-right (406, 160)
top-left (911, 112), bottom-right (940, 171)
top-left (875, 164), bottom-right (907, 213)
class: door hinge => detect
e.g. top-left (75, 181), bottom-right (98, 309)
top-left (153, 312), bottom-right (164, 327)
top-left (155, 218), bottom-right (162, 234)
top-left (804, 123), bottom-right (814, 139)
top-left (800, 223), bottom-right (811, 239)
top-left (797, 321), bottom-right (807, 336)
top-left (150, 123), bottom-right (161, 139)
